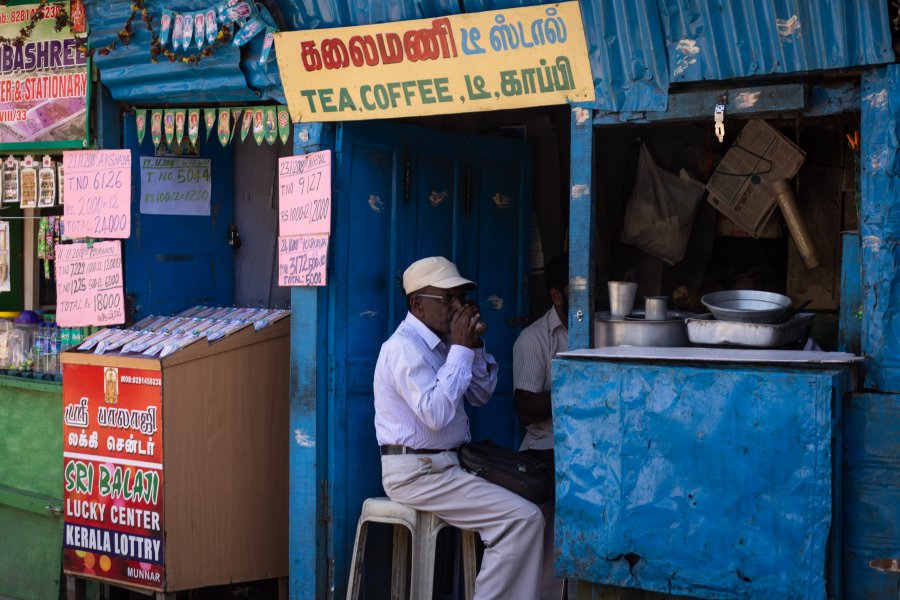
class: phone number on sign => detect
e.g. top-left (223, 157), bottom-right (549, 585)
top-left (120, 375), bottom-right (162, 386)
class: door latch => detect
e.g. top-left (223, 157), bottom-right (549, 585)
top-left (714, 92), bottom-right (727, 143)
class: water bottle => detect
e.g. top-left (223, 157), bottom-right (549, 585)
top-left (32, 325), bottom-right (43, 372)
top-left (49, 326), bottom-right (60, 374)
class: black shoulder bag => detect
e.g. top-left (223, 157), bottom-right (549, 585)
top-left (458, 440), bottom-right (552, 505)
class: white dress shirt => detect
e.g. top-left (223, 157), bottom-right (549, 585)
top-left (374, 312), bottom-right (498, 449)
top-left (512, 306), bottom-right (568, 451)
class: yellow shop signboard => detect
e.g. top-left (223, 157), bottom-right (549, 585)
top-left (274, 2), bottom-right (594, 122)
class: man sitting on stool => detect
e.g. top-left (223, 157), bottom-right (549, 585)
top-left (374, 256), bottom-right (544, 600)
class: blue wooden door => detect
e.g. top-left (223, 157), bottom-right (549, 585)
top-left (328, 121), bottom-right (530, 597)
top-left (122, 114), bottom-right (234, 319)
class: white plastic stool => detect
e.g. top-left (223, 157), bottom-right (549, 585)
top-left (346, 497), bottom-right (476, 600)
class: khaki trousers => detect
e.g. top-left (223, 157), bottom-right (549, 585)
top-left (381, 452), bottom-right (544, 600)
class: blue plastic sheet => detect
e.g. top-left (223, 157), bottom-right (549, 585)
top-left (552, 358), bottom-right (839, 599)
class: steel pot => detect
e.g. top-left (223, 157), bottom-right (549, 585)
top-left (593, 310), bottom-right (693, 348)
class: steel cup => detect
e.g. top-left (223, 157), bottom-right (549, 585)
top-left (608, 281), bottom-right (638, 318)
top-left (644, 296), bottom-right (668, 320)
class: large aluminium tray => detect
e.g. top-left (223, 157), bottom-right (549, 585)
top-left (686, 313), bottom-right (815, 348)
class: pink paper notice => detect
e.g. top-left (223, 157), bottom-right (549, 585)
top-left (63, 150), bottom-right (132, 239)
top-left (278, 235), bottom-right (328, 287)
top-left (278, 150), bottom-right (331, 237)
top-left (55, 241), bottom-right (125, 327)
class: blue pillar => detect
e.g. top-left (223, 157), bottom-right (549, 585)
top-left (860, 66), bottom-right (900, 392)
top-left (567, 106), bottom-right (595, 350)
top-left (289, 122), bottom-right (335, 599)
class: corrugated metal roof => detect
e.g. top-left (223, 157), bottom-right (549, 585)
top-left (89, 0), bottom-right (895, 110)
top-left (659, 0), bottom-right (895, 84)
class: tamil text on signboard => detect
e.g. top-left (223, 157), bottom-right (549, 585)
top-left (274, 2), bottom-right (594, 122)
top-left (62, 363), bottom-right (165, 589)
top-left (63, 150), bottom-right (131, 239)
top-left (56, 241), bottom-right (125, 327)
top-left (139, 157), bottom-right (212, 216)
top-left (0, 2), bottom-right (89, 146)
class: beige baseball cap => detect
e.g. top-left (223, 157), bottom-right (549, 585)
top-left (403, 256), bottom-right (476, 295)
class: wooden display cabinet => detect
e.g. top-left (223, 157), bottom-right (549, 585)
top-left (60, 317), bottom-right (289, 595)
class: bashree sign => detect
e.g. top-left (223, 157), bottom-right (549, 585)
top-left (274, 1), bottom-right (594, 122)
top-left (63, 363), bottom-right (165, 589)
top-left (0, 1), bottom-right (89, 147)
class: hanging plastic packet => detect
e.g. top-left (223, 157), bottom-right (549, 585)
top-left (182, 12), bottom-right (194, 50)
top-left (37, 217), bottom-right (48, 266)
top-left (160, 10), bottom-right (173, 47)
top-left (233, 15), bottom-right (263, 47)
top-left (206, 9), bottom-right (218, 44)
top-left (277, 105), bottom-right (291, 145)
top-left (57, 166), bottom-right (64, 205)
top-left (224, 1), bottom-right (252, 24)
top-left (172, 14), bottom-right (184, 51)
top-left (19, 156), bottom-right (37, 209)
top-left (259, 27), bottom-right (275, 64)
top-left (38, 156), bottom-right (56, 208)
top-left (264, 106), bottom-right (278, 145)
top-left (215, 0), bottom-right (229, 24)
top-left (193, 13), bottom-right (205, 50)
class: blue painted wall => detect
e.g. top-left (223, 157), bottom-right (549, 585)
top-left (552, 357), bottom-right (847, 599)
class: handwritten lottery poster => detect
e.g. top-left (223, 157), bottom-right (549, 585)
top-left (55, 241), bottom-right (125, 327)
top-left (278, 150), bottom-right (331, 236)
top-left (63, 150), bottom-right (132, 239)
top-left (63, 362), bottom-right (165, 589)
top-left (278, 234), bottom-right (328, 286)
top-left (139, 157), bottom-right (212, 216)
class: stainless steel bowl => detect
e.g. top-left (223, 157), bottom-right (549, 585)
top-left (700, 290), bottom-right (792, 324)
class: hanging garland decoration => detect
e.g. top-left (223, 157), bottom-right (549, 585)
top-left (78, 0), bottom-right (277, 65)
top-left (0, 0), bottom-right (71, 47)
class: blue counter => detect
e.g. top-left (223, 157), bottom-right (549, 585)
top-left (552, 347), bottom-right (857, 599)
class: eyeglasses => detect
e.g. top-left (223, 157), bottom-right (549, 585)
top-left (415, 292), bottom-right (469, 306)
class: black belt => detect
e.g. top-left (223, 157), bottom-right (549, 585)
top-left (380, 445), bottom-right (456, 455)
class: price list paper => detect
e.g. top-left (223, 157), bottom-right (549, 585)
top-left (278, 150), bottom-right (331, 236)
top-left (63, 150), bottom-right (132, 239)
top-left (56, 241), bottom-right (125, 327)
top-left (278, 234), bottom-right (328, 287)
